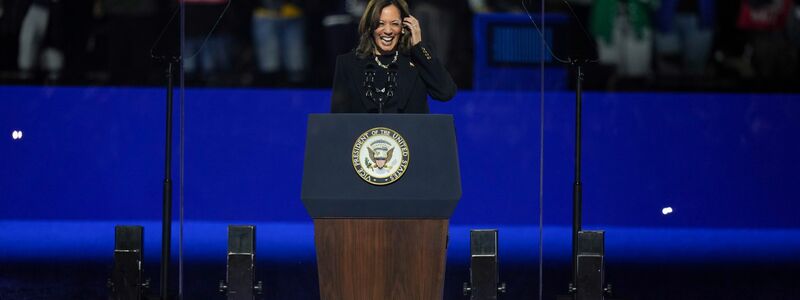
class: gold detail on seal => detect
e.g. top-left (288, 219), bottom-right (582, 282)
top-left (352, 127), bottom-right (410, 185)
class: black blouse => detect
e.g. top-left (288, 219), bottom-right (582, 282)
top-left (330, 43), bottom-right (457, 113)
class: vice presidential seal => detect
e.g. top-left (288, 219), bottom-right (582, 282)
top-left (352, 127), bottom-right (410, 185)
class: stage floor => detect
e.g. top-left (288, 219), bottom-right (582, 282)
top-left (2, 220), bottom-right (799, 299)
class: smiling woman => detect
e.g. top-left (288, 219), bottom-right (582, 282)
top-left (330, 0), bottom-right (456, 113)
top-left (373, 6), bottom-right (404, 53)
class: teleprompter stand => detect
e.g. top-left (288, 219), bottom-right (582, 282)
top-left (562, 60), bottom-right (614, 300)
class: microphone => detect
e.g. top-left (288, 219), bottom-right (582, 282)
top-left (363, 62), bottom-right (385, 113)
top-left (386, 63), bottom-right (398, 99)
top-left (363, 63), bottom-right (376, 100)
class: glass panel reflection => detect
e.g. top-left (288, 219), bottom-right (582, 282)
top-left (543, 0), bottom-right (800, 299)
top-left (0, 0), bottom-right (182, 298)
top-left (3, 0), bottom-right (799, 299)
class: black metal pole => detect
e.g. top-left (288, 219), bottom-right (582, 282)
top-left (161, 61), bottom-right (175, 300)
top-left (571, 62), bottom-right (583, 294)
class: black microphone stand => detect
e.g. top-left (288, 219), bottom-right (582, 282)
top-left (377, 93), bottom-right (385, 114)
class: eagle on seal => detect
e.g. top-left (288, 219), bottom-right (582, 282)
top-left (367, 145), bottom-right (394, 169)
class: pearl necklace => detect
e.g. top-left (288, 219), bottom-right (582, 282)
top-left (374, 51), bottom-right (398, 69)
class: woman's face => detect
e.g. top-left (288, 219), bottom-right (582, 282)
top-left (373, 4), bottom-right (402, 54)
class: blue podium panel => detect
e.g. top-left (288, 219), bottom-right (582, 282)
top-left (301, 114), bottom-right (461, 218)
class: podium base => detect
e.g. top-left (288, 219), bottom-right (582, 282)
top-left (314, 219), bottom-right (448, 300)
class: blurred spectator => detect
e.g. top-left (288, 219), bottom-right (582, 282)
top-left (183, 0), bottom-right (234, 82)
top-left (98, 0), bottom-right (158, 85)
top-left (788, 0), bottom-right (800, 46)
top-left (590, 0), bottom-right (655, 77)
top-left (251, 0), bottom-right (307, 83)
top-left (411, 0), bottom-right (452, 64)
top-left (322, 0), bottom-right (364, 58)
top-left (467, 0), bottom-right (488, 13)
top-left (441, 0), bottom-right (473, 88)
top-left (315, 0), bottom-right (363, 88)
top-left (467, 0), bottom-right (521, 13)
top-left (737, 0), bottom-right (797, 79)
top-left (18, 0), bottom-right (64, 80)
top-left (59, 0), bottom-right (95, 83)
top-left (654, 0), bottom-right (716, 76)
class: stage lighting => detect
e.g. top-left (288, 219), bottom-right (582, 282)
top-left (109, 225), bottom-right (149, 300)
top-left (12, 130), bottom-right (23, 140)
top-left (662, 207), bottom-right (673, 215)
top-left (463, 229), bottom-right (506, 300)
top-left (574, 230), bottom-right (613, 300)
top-left (219, 225), bottom-right (263, 300)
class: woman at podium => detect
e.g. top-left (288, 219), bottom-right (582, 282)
top-left (330, 0), bottom-right (456, 113)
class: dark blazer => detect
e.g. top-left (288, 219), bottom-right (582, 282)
top-left (330, 43), bottom-right (457, 113)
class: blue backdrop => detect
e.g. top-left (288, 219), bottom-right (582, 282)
top-left (2, 86), bottom-right (799, 264)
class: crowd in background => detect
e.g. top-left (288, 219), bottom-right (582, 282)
top-left (571, 0), bottom-right (800, 90)
top-left (0, 0), bottom-right (799, 91)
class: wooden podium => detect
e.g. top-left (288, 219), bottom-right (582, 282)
top-left (301, 114), bottom-right (461, 299)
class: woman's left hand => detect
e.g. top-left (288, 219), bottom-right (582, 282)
top-left (403, 16), bottom-right (422, 46)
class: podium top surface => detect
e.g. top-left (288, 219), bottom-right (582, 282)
top-left (301, 114), bottom-right (462, 219)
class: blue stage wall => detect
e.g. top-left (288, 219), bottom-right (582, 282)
top-left (3, 86), bottom-right (798, 226)
top-left (2, 86), bottom-right (799, 263)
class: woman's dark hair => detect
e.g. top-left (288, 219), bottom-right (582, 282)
top-left (356, 0), bottom-right (413, 59)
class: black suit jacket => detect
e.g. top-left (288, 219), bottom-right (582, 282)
top-left (330, 43), bottom-right (457, 113)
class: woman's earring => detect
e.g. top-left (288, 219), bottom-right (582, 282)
top-left (402, 29), bottom-right (405, 35)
